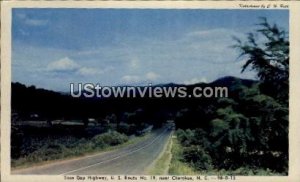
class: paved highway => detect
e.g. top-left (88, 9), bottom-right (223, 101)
top-left (12, 128), bottom-right (172, 175)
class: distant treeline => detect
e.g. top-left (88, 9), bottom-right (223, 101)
top-left (11, 76), bottom-right (255, 128)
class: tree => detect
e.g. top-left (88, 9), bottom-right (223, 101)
top-left (234, 17), bottom-right (289, 102)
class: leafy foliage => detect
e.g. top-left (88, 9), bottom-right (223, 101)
top-left (183, 145), bottom-right (213, 170)
top-left (234, 17), bottom-right (289, 102)
top-left (11, 131), bottom-right (128, 167)
top-left (92, 131), bottom-right (128, 148)
top-left (175, 18), bottom-right (288, 175)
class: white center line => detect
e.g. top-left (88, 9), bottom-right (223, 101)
top-left (59, 129), bottom-right (169, 175)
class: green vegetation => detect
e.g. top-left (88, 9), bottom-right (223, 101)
top-left (170, 134), bottom-right (283, 175)
top-left (11, 18), bottom-right (288, 175)
top-left (233, 17), bottom-right (289, 102)
top-left (11, 110), bottom-right (154, 169)
top-left (169, 137), bottom-right (198, 175)
top-left (171, 18), bottom-right (288, 175)
top-left (173, 83), bottom-right (288, 175)
top-left (12, 130), bottom-right (150, 169)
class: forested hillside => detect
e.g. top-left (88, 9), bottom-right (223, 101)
top-left (11, 18), bottom-right (288, 175)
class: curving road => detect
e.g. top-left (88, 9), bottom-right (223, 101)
top-left (12, 128), bottom-right (172, 175)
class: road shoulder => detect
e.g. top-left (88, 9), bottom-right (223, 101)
top-left (146, 130), bottom-right (173, 175)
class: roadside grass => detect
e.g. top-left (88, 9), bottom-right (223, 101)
top-left (12, 131), bottom-right (152, 170)
top-left (169, 135), bottom-right (284, 176)
top-left (147, 132), bottom-right (173, 175)
top-left (168, 136), bottom-right (199, 175)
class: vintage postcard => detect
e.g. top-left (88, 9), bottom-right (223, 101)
top-left (1, 1), bottom-right (300, 182)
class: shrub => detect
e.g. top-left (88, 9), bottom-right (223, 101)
top-left (176, 129), bottom-right (195, 147)
top-left (28, 143), bottom-right (69, 162)
top-left (183, 145), bottom-right (213, 170)
top-left (92, 131), bottom-right (128, 149)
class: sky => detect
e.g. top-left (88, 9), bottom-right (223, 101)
top-left (12, 9), bottom-right (289, 91)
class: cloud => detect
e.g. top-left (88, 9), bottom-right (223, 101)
top-left (77, 66), bottom-right (114, 76)
top-left (187, 28), bottom-right (226, 37)
top-left (77, 67), bottom-right (101, 76)
top-left (19, 29), bottom-right (29, 36)
top-left (13, 25), bottom-right (256, 91)
top-left (187, 28), bottom-right (245, 39)
top-left (25, 19), bottom-right (48, 26)
top-left (184, 77), bottom-right (207, 85)
top-left (121, 75), bottom-right (141, 83)
top-left (16, 13), bottom-right (48, 26)
top-left (16, 13), bottom-right (27, 19)
top-left (47, 57), bottom-right (111, 76)
top-left (120, 71), bottom-right (160, 85)
top-left (47, 57), bottom-right (80, 72)
top-left (129, 58), bottom-right (140, 69)
top-left (146, 71), bottom-right (160, 81)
